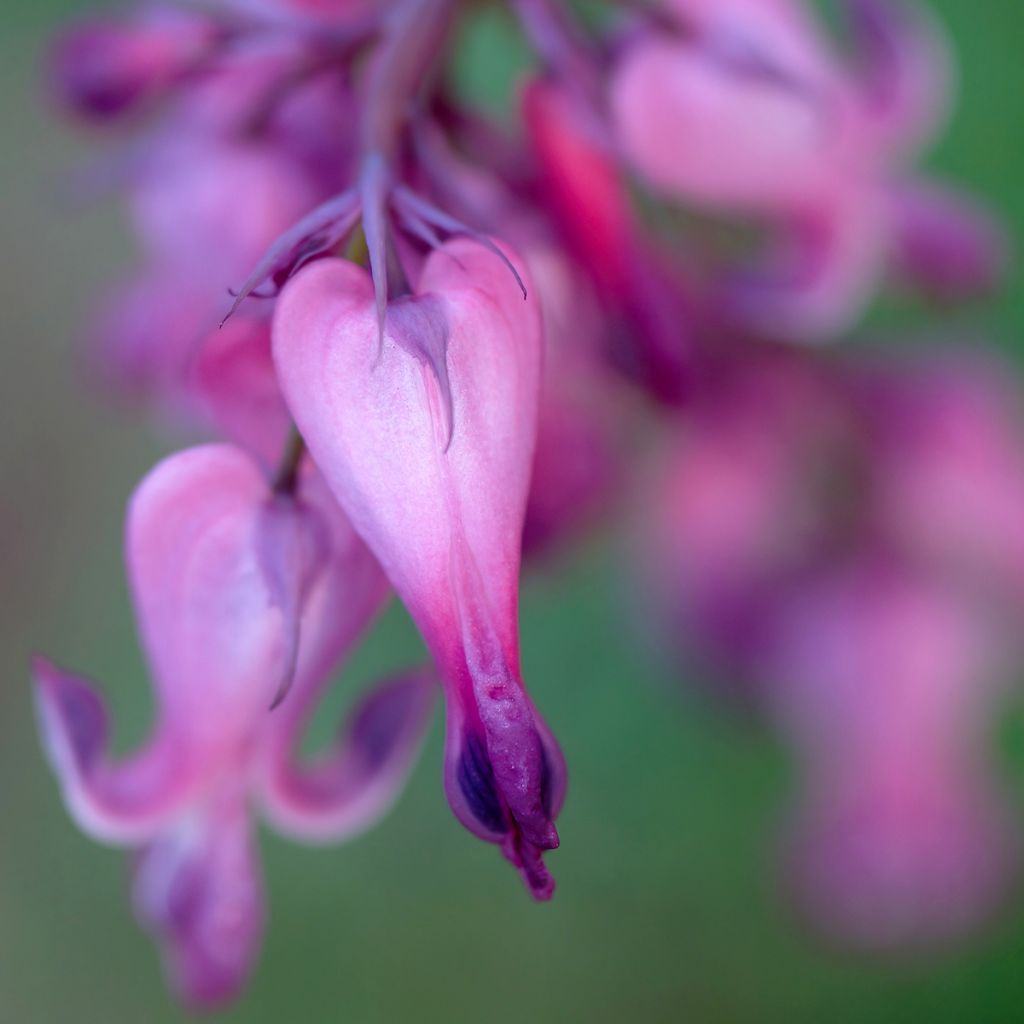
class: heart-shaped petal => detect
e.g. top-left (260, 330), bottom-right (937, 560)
top-left (273, 238), bottom-right (567, 896)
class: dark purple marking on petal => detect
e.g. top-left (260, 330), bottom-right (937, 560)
top-left (351, 673), bottom-right (433, 771)
top-left (456, 731), bottom-right (508, 836)
top-left (841, 0), bottom-right (907, 108)
top-left (35, 658), bottom-right (108, 770)
top-left (388, 294), bottom-right (454, 449)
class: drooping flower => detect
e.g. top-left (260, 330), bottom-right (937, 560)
top-left (34, 444), bottom-right (435, 1006)
top-left (390, 124), bottom-right (626, 555)
top-left (766, 564), bottom-right (1016, 947)
top-left (637, 348), bottom-right (853, 692)
top-left (272, 238), bottom-right (567, 898)
top-left (50, 5), bottom-right (218, 122)
top-left (608, 0), bottom-right (1003, 337)
top-left (636, 343), bottom-right (1024, 941)
top-left (855, 348), bottom-right (1024, 602)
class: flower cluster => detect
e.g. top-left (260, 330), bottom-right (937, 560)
top-left (36, 0), bottom-right (1018, 1006)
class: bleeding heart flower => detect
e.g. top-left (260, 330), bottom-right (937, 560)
top-left (272, 237), bottom-right (567, 898)
top-left (608, 0), bottom-right (999, 338)
top-left (35, 444), bottom-right (435, 1006)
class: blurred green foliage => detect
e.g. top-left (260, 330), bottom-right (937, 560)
top-left (2, 1), bottom-right (1023, 1021)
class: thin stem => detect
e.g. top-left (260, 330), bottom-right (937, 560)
top-left (272, 427), bottom-right (306, 495)
top-left (360, 0), bottom-right (459, 161)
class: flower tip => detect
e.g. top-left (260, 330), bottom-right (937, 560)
top-left (503, 833), bottom-right (558, 902)
top-left (267, 672), bottom-right (295, 712)
top-left (32, 656), bottom-right (107, 777)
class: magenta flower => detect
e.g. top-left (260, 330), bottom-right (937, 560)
top-left (767, 565), bottom-right (1016, 947)
top-left (34, 444), bottom-right (434, 1006)
top-left (523, 76), bottom-right (694, 402)
top-left (637, 344), bottom-right (1024, 941)
top-left (609, 0), bottom-right (1003, 337)
top-left (37, 0), bottom-right (1024, 982)
top-left (638, 350), bottom-right (848, 687)
top-left (50, 5), bottom-right (217, 122)
top-left (856, 349), bottom-right (1024, 602)
top-left (272, 238), bottom-right (567, 898)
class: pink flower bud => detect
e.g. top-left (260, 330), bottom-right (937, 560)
top-left (50, 7), bottom-right (216, 122)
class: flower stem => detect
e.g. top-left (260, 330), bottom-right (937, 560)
top-left (360, 0), bottom-right (459, 162)
top-left (273, 427), bottom-right (306, 495)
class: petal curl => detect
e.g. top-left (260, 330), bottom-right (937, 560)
top-left (33, 658), bottom-right (193, 844)
top-left (258, 668), bottom-right (436, 842)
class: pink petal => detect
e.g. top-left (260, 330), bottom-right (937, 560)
top-left (132, 792), bottom-right (264, 1009)
top-left (887, 179), bottom-right (1008, 299)
top-left (131, 139), bottom-right (320, 287)
top-left (49, 7), bottom-right (215, 122)
top-left (723, 189), bottom-right (887, 339)
top-left (842, 0), bottom-right (952, 159)
top-left (33, 658), bottom-right (192, 844)
top-left (766, 566), bottom-right (1015, 944)
top-left (522, 79), bottom-right (694, 401)
top-left (88, 270), bottom-right (214, 407)
top-left (190, 315), bottom-right (292, 468)
top-left (610, 34), bottom-right (835, 215)
top-left (128, 445), bottom-right (324, 752)
top-left (273, 240), bottom-right (567, 895)
top-left (788, 767), bottom-right (1015, 948)
top-left (258, 668), bottom-right (435, 842)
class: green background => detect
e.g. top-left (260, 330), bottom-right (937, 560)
top-left (2, 2), bottom-right (1023, 1020)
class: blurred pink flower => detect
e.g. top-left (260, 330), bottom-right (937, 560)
top-left (767, 564), bottom-right (1016, 947)
top-left (639, 350), bottom-right (853, 685)
top-left (35, 445), bottom-right (434, 1006)
top-left (523, 76), bottom-right (694, 402)
top-left (522, 243), bottom-right (624, 557)
top-left (609, 0), bottom-right (1003, 337)
top-left (50, 5), bottom-right (217, 121)
top-left (638, 345), bottom-right (1024, 942)
top-left (857, 349), bottom-right (1024, 603)
top-left (79, 36), bottom-right (352, 429)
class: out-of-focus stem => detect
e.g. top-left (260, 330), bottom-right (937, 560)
top-left (511, 0), bottom-right (599, 95)
top-left (273, 427), bottom-right (306, 495)
top-left (360, 0), bottom-right (459, 162)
